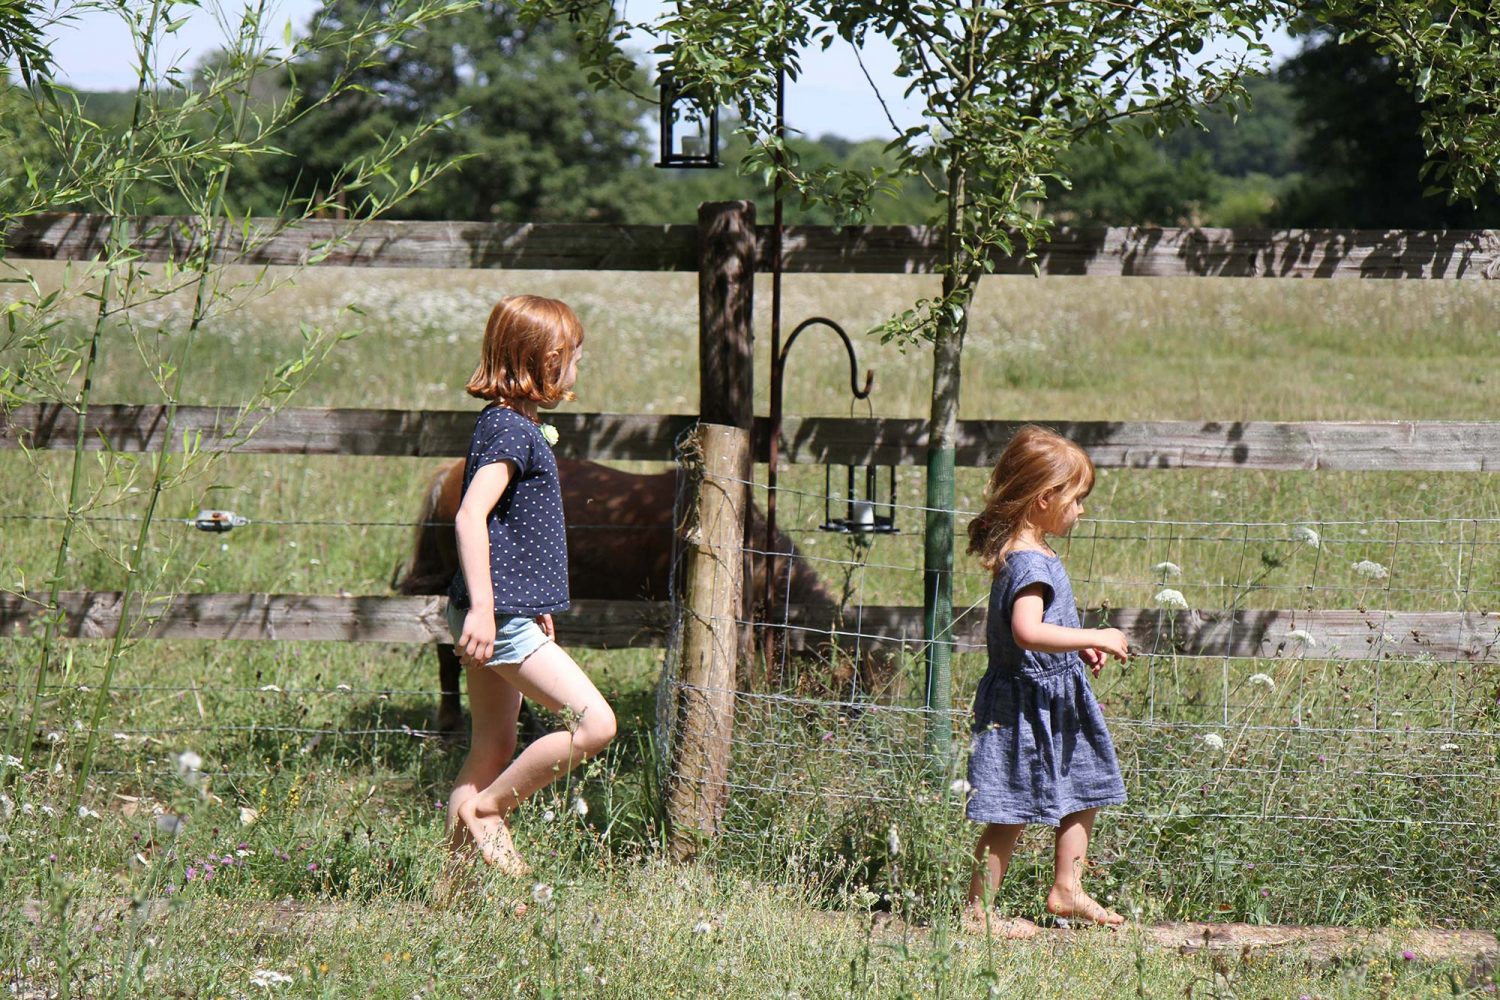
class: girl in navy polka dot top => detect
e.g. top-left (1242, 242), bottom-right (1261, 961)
top-left (445, 295), bottom-right (616, 876)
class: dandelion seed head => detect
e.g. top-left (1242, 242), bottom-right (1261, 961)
top-left (572, 797), bottom-right (588, 818)
top-left (532, 882), bottom-right (554, 904)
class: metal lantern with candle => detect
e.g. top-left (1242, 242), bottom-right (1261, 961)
top-left (655, 71), bottom-right (720, 169)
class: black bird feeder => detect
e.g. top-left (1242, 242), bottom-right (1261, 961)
top-left (656, 71), bottom-right (719, 169)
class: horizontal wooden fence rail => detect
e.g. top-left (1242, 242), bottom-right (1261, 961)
top-left (7, 214), bottom-right (1499, 279)
top-left (1, 592), bottom-right (1495, 662)
top-left (5, 404), bottom-right (1498, 471)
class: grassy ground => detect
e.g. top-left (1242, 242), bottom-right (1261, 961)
top-left (2, 264), bottom-right (1498, 995)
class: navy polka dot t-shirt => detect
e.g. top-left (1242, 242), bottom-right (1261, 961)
top-left (447, 405), bottom-right (570, 616)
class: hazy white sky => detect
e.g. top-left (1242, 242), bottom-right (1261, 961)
top-left (42, 0), bottom-right (1298, 142)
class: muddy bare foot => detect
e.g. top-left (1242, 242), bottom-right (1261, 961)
top-left (457, 801), bottom-right (530, 877)
top-left (1045, 887), bottom-right (1124, 928)
top-left (961, 905), bottom-right (1040, 939)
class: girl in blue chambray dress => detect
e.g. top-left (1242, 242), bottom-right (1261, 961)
top-left (961, 425), bottom-right (1130, 938)
top-left (444, 295), bottom-right (616, 878)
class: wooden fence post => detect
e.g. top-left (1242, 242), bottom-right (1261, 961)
top-left (667, 422), bottom-right (750, 859)
top-left (697, 201), bottom-right (755, 429)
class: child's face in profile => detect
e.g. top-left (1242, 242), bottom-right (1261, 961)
top-left (540, 344), bottom-right (582, 409)
top-left (1038, 484), bottom-right (1088, 537)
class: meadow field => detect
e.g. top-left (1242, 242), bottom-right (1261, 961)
top-left (2, 263), bottom-right (1498, 997)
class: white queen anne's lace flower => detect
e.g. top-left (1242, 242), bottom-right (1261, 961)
top-left (1153, 588), bottom-right (1189, 610)
top-left (1292, 526), bottom-right (1321, 549)
top-left (1200, 733), bottom-right (1226, 751)
top-left (1352, 560), bottom-right (1389, 580)
top-left (1247, 673), bottom-right (1276, 692)
top-left (249, 970), bottom-right (293, 989)
top-left (1152, 561), bottom-right (1182, 578)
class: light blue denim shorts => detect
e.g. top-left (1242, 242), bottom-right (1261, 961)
top-left (445, 601), bottom-right (551, 667)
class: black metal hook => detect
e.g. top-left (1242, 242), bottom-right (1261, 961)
top-left (778, 316), bottom-right (873, 400)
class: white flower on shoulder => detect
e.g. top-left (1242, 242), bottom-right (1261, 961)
top-left (1200, 733), bottom-right (1226, 751)
top-left (539, 423), bottom-right (560, 446)
top-left (1153, 588), bottom-right (1189, 610)
top-left (1352, 560), bottom-right (1389, 580)
top-left (1247, 673), bottom-right (1276, 692)
top-left (1292, 526), bottom-right (1321, 549)
top-left (1152, 562), bottom-right (1182, 578)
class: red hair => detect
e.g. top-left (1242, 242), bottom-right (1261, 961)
top-left (966, 425), bottom-right (1095, 573)
top-left (465, 295), bottom-right (584, 405)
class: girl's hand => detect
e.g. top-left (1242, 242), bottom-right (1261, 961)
top-left (1095, 627), bottom-right (1130, 664)
top-left (1081, 646), bottom-right (1105, 677)
top-left (460, 608), bottom-right (496, 667)
top-left (536, 613), bottom-right (555, 640)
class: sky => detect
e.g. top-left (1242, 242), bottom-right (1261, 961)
top-left (40, 0), bottom-right (1300, 142)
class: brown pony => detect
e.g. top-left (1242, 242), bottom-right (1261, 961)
top-left (394, 458), bottom-right (890, 733)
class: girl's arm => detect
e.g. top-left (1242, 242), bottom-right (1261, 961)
top-left (1011, 584), bottom-right (1129, 664)
top-left (453, 460), bottom-right (515, 664)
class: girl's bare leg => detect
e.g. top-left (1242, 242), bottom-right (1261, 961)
top-left (456, 642), bottom-right (616, 870)
top-left (446, 663), bottom-right (521, 851)
top-left (1045, 808), bottom-right (1123, 926)
top-left (963, 823), bottom-right (1037, 938)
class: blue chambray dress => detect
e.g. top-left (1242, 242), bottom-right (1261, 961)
top-left (966, 549), bottom-right (1127, 826)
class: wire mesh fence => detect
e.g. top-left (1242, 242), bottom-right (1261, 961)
top-left (658, 466), bottom-right (1500, 925)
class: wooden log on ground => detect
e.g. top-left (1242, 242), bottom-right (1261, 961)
top-left (6, 405), bottom-right (1498, 471)
top-left (8, 214), bottom-right (1499, 279)
top-left (666, 424), bottom-right (750, 859)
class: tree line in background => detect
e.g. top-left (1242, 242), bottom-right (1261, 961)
top-left (4, 1), bottom-right (1499, 228)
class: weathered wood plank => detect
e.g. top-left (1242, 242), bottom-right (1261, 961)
top-left (780, 605), bottom-right (1500, 662)
top-left (1, 214), bottom-right (699, 271)
top-left (7, 214), bottom-right (1498, 278)
top-left (5, 405), bottom-right (1497, 471)
top-left (0, 593), bottom-right (672, 646)
top-left (5, 593), bottom-right (1493, 661)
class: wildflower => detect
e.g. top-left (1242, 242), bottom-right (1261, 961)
top-left (1152, 562), bottom-right (1182, 578)
top-left (539, 424), bottom-right (560, 446)
top-left (249, 969), bottom-right (294, 988)
top-left (1153, 588), bottom-right (1189, 610)
top-left (1200, 733), bottom-right (1226, 751)
top-left (948, 778), bottom-right (971, 796)
top-left (1247, 673), bottom-right (1276, 692)
top-left (1440, 743), bottom-right (1460, 752)
top-left (1400, 950), bottom-right (1416, 961)
top-left (259, 684), bottom-right (283, 693)
top-left (335, 683), bottom-right (353, 693)
top-left (0, 755), bottom-right (22, 769)
top-left (44, 731), bottom-right (63, 744)
top-left (542, 809), bottom-right (556, 822)
top-left (175, 750), bottom-right (203, 784)
top-left (1292, 526), bottom-right (1320, 549)
top-left (307, 862), bottom-right (318, 873)
top-left (886, 824), bottom-right (902, 857)
top-left (1351, 560), bottom-right (1389, 580)
top-left (573, 797), bottom-right (588, 818)
top-left (1285, 629), bottom-right (1316, 646)
top-left (185, 865), bottom-right (198, 881)
top-left (532, 882), bottom-right (554, 904)
top-left (39, 804), bottom-right (56, 817)
top-left (76, 805), bottom-right (100, 821)
top-left (692, 921), bottom-right (712, 936)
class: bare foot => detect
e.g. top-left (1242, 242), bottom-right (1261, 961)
top-left (1045, 886), bottom-right (1124, 928)
top-left (960, 904), bottom-right (1040, 939)
top-left (456, 801), bottom-right (531, 877)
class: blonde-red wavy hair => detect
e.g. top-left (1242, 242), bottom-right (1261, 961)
top-left (966, 425), bottom-right (1095, 573)
top-left (465, 295), bottom-right (584, 405)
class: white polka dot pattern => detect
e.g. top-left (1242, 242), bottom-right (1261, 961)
top-left (448, 405), bottom-right (570, 616)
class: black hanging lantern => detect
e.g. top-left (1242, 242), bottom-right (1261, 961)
top-left (656, 71), bottom-right (719, 169)
top-left (820, 463), bottom-right (899, 535)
